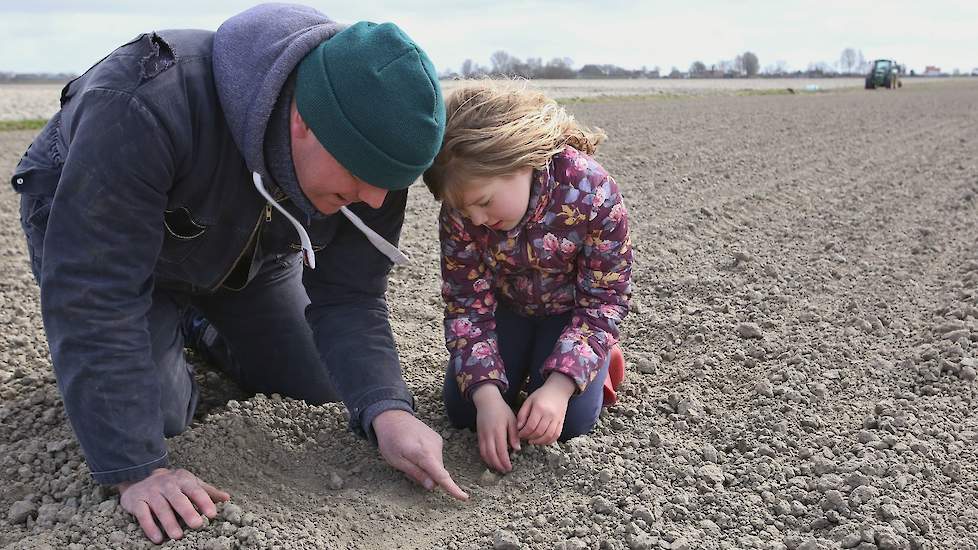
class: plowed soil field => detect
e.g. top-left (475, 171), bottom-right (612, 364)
top-left (1, 80), bottom-right (976, 549)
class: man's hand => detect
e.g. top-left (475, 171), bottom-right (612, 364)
top-left (472, 384), bottom-right (520, 473)
top-left (116, 467), bottom-right (230, 544)
top-left (517, 373), bottom-right (575, 445)
top-left (373, 409), bottom-right (469, 500)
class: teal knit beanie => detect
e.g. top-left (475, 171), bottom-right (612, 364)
top-left (295, 22), bottom-right (445, 190)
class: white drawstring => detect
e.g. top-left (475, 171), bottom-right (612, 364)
top-left (339, 206), bottom-right (410, 266)
top-left (252, 172), bottom-right (411, 269)
top-left (253, 172), bottom-right (317, 269)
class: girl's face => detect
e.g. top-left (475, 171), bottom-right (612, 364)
top-left (457, 167), bottom-right (534, 231)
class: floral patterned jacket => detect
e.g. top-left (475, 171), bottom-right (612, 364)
top-left (439, 147), bottom-right (632, 399)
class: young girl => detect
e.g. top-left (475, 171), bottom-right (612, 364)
top-left (423, 82), bottom-right (632, 473)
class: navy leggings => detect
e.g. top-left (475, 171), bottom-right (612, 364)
top-left (443, 306), bottom-right (608, 441)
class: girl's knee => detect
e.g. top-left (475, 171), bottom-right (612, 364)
top-left (559, 409), bottom-right (601, 441)
top-left (443, 399), bottom-right (477, 430)
top-left (446, 409), bottom-right (476, 430)
top-left (559, 382), bottom-right (604, 441)
top-left (442, 373), bottom-right (477, 429)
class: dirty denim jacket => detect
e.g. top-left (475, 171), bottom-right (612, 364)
top-left (11, 28), bottom-right (412, 485)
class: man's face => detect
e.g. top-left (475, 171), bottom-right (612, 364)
top-left (290, 104), bottom-right (388, 214)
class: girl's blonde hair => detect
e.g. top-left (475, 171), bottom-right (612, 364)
top-left (423, 80), bottom-right (606, 207)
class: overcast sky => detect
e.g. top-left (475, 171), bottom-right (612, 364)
top-left (2, 1), bottom-right (976, 75)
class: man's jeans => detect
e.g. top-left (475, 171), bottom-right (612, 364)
top-left (442, 305), bottom-right (608, 442)
top-left (150, 252), bottom-right (338, 435)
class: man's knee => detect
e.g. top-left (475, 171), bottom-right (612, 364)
top-left (162, 409), bottom-right (193, 437)
top-left (156, 353), bottom-right (198, 438)
top-left (160, 386), bottom-right (197, 437)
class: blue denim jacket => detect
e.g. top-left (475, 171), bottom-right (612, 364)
top-left (11, 27), bottom-right (413, 485)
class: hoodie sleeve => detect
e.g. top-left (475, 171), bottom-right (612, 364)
top-left (542, 165), bottom-right (632, 393)
top-left (303, 189), bottom-right (413, 441)
top-left (438, 205), bottom-right (508, 400)
top-left (35, 89), bottom-right (177, 485)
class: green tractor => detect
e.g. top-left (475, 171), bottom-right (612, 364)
top-left (865, 59), bottom-right (902, 89)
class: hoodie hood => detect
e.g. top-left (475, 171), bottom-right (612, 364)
top-left (212, 3), bottom-right (340, 181)
top-left (213, 4), bottom-right (411, 268)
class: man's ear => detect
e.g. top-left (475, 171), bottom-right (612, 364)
top-left (290, 101), bottom-right (310, 139)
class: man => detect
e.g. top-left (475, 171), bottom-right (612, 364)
top-left (10, 4), bottom-right (466, 544)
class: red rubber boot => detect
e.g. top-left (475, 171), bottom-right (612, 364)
top-left (603, 345), bottom-right (626, 407)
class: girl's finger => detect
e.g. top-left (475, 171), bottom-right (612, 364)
top-left (478, 434), bottom-right (492, 470)
top-left (495, 428), bottom-right (512, 472)
top-left (516, 401), bottom-right (531, 429)
top-left (481, 432), bottom-right (501, 472)
top-left (546, 421), bottom-right (563, 445)
top-left (529, 419), bottom-right (556, 445)
top-left (507, 417), bottom-right (521, 452)
top-left (518, 409), bottom-right (544, 439)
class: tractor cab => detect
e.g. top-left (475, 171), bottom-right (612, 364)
top-left (866, 59), bottom-right (902, 89)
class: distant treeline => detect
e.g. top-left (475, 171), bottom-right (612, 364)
top-left (0, 72), bottom-right (77, 83)
top-left (441, 48), bottom-right (942, 79)
top-left (4, 47), bottom-right (967, 85)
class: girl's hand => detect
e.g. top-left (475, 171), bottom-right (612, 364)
top-left (517, 374), bottom-right (575, 445)
top-left (472, 384), bottom-right (521, 473)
